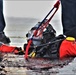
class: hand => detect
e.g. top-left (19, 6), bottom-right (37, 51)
top-left (14, 47), bottom-right (25, 55)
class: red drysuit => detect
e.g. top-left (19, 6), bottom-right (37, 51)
top-left (59, 40), bottom-right (76, 59)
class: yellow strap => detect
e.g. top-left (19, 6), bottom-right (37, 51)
top-left (31, 52), bottom-right (36, 58)
top-left (66, 37), bottom-right (75, 41)
top-left (29, 51), bottom-right (36, 58)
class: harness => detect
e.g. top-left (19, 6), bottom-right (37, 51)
top-left (28, 35), bottom-right (65, 59)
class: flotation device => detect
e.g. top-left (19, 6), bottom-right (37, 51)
top-left (66, 37), bottom-right (75, 41)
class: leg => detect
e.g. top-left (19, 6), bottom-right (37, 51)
top-left (0, 0), bottom-right (5, 32)
top-left (61, 0), bottom-right (76, 38)
top-left (0, 0), bottom-right (10, 44)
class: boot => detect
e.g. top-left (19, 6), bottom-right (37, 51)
top-left (0, 32), bottom-right (11, 44)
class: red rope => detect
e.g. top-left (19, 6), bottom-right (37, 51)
top-left (25, 29), bottom-right (39, 59)
top-left (36, 7), bottom-right (59, 37)
top-left (54, 0), bottom-right (60, 8)
top-left (36, 0), bottom-right (60, 37)
top-left (25, 40), bottom-right (32, 59)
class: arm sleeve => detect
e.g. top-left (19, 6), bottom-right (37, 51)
top-left (0, 44), bottom-right (16, 53)
top-left (59, 40), bottom-right (76, 59)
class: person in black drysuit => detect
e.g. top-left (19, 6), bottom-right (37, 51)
top-left (61, 0), bottom-right (76, 38)
top-left (0, 0), bottom-right (10, 44)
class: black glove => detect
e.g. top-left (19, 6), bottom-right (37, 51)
top-left (15, 47), bottom-right (25, 55)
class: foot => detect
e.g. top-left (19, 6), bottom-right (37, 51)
top-left (0, 32), bottom-right (11, 44)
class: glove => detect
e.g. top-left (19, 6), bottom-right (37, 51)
top-left (56, 34), bottom-right (65, 39)
top-left (14, 47), bottom-right (25, 55)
